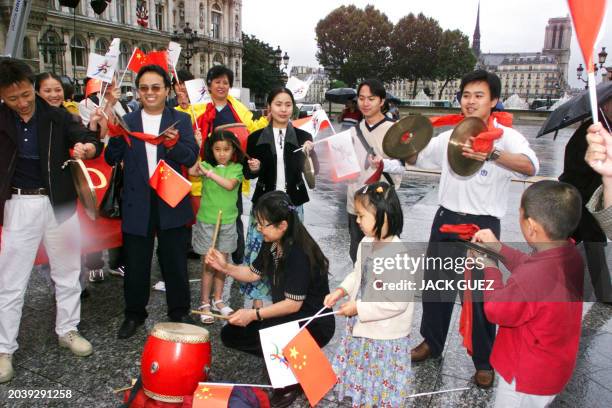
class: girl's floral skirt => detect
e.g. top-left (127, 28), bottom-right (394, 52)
top-left (333, 318), bottom-right (414, 408)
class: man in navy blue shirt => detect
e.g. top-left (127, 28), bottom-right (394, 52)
top-left (0, 58), bottom-right (104, 383)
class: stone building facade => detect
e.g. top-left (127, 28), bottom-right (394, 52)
top-left (0, 0), bottom-right (243, 94)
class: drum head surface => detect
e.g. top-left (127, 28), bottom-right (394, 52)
top-left (151, 322), bottom-right (209, 343)
top-left (447, 117), bottom-right (488, 177)
top-left (69, 159), bottom-right (97, 220)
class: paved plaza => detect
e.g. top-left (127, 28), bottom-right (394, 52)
top-left (0, 122), bottom-right (610, 407)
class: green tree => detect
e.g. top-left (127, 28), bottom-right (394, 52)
top-left (435, 29), bottom-right (477, 99)
top-left (316, 5), bottom-right (393, 87)
top-left (241, 33), bottom-right (283, 101)
top-left (391, 13), bottom-right (443, 97)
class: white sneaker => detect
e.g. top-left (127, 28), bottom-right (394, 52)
top-left (153, 281), bottom-right (166, 291)
top-left (58, 331), bottom-right (93, 357)
top-left (0, 353), bottom-right (14, 383)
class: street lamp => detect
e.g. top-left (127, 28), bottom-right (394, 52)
top-left (577, 47), bottom-right (608, 87)
top-left (171, 22), bottom-right (198, 73)
top-left (269, 45), bottom-right (290, 85)
top-left (38, 26), bottom-right (66, 75)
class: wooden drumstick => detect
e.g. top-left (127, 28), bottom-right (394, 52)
top-left (191, 309), bottom-right (231, 321)
top-left (113, 378), bottom-right (137, 394)
top-left (211, 209), bottom-right (223, 250)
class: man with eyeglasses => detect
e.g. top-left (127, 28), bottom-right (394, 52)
top-left (105, 65), bottom-right (199, 339)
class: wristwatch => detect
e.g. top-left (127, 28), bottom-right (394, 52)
top-left (487, 149), bottom-right (501, 161)
top-left (255, 308), bottom-right (263, 321)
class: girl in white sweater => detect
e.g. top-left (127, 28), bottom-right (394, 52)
top-left (325, 181), bottom-right (414, 407)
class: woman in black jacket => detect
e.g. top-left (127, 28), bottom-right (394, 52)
top-left (241, 87), bottom-right (318, 307)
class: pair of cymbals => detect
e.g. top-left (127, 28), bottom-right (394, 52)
top-left (447, 117), bottom-right (488, 177)
top-left (383, 115), bottom-right (433, 160)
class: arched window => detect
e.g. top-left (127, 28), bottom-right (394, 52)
top-left (95, 38), bottom-right (109, 55)
top-left (211, 4), bottom-right (222, 39)
top-left (119, 42), bottom-right (130, 69)
top-left (40, 29), bottom-right (63, 65)
top-left (70, 36), bottom-right (87, 67)
top-left (213, 53), bottom-right (223, 66)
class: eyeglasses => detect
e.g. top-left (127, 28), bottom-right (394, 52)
top-left (256, 221), bottom-right (274, 229)
top-left (138, 84), bottom-right (165, 93)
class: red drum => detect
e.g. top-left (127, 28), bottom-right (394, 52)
top-left (215, 122), bottom-right (249, 152)
top-left (141, 323), bottom-right (211, 403)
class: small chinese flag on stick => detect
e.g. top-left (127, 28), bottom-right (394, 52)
top-left (149, 159), bottom-right (192, 208)
top-left (283, 329), bottom-right (337, 406)
top-left (127, 48), bottom-right (147, 73)
top-left (192, 383), bottom-right (234, 408)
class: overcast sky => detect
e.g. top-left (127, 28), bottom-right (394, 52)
top-left (243, 0), bottom-right (612, 89)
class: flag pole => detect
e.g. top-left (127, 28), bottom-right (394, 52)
top-left (117, 48), bottom-right (137, 90)
top-left (588, 69), bottom-right (598, 124)
top-left (198, 382), bottom-right (275, 389)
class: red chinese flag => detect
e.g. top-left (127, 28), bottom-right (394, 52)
top-left (127, 48), bottom-right (147, 73)
top-left (192, 384), bottom-right (234, 408)
top-left (568, 0), bottom-right (607, 72)
top-left (85, 78), bottom-right (102, 99)
top-left (146, 51), bottom-right (169, 72)
top-left (283, 329), bottom-right (337, 406)
top-left (149, 160), bottom-right (192, 208)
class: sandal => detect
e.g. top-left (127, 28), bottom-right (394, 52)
top-left (198, 304), bottom-right (214, 324)
top-left (211, 299), bottom-right (234, 316)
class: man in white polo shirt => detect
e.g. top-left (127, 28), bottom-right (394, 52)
top-left (406, 70), bottom-right (539, 388)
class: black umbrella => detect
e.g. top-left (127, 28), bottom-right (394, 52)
top-left (386, 92), bottom-right (401, 105)
top-left (537, 81), bottom-right (612, 138)
top-left (325, 88), bottom-right (357, 104)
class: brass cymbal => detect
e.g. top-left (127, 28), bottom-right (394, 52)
top-left (382, 115), bottom-right (433, 160)
top-left (302, 151), bottom-right (316, 189)
top-left (447, 117), bottom-right (488, 177)
top-left (68, 159), bottom-right (98, 220)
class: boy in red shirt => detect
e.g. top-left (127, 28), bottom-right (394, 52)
top-left (472, 180), bottom-right (584, 407)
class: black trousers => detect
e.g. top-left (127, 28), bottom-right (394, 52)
top-left (420, 206), bottom-right (500, 370)
top-left (221, 314), bottom-right (335, 357)
top-left (122, 197), bottom-right (191, 321)
top-left (348, 214), bottom-right (365, 264)
top-left (583, 241), bottom-right (612, 302)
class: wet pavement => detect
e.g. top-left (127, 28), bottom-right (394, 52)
top-left (1, 121), bottom-right (611, 407)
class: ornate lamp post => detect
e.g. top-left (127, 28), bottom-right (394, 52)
top-left (37, 26), bottom-right (66, 75)
top-left (268, 45), bottom-right (290, 85)
top-left (577, 47), bottom-right (608, 88)
top-left (171, 22), bottom-right (198, 73)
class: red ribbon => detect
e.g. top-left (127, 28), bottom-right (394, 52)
top-left (107, 121), bottom-right (179, 149)
top-left (439, 223), bottom-right (480, 240)
top-left (428, 113), bottom-right (511, 154)
top-left (429, 112), bottom-right (513, 128)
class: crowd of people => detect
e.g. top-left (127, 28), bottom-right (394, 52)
top-left (0, 55), bottom-right (610, 408)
